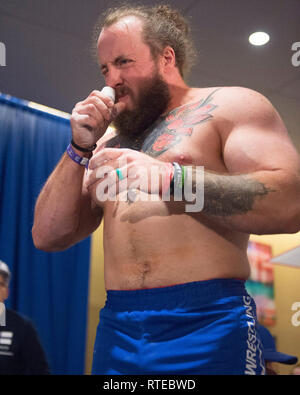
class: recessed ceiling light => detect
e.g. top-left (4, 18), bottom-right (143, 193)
top-left (249, 32), bottom-right (270, 46)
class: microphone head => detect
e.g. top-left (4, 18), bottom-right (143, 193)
top-left (101, 86), bottom-right (115, 103)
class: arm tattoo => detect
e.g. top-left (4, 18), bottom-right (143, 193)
top-left (194, 170), bottom-right (276, 216)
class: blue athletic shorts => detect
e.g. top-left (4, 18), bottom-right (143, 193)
top-left (92, 279), bottom-right (265, 375)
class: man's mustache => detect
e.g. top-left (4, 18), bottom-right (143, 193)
top-left (116, 87), bottom-right (132, 102)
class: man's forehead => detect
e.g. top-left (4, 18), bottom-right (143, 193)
top-left (98, 16), bottom-right (144, 48)
top-left (110, 15), bottom-right (143, 31)
top-left (97, 16), bottom-right (148, 65)
top-left (110, 15), bottom-right (144, 31)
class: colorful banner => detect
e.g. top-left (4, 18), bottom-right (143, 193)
top-left (246, 241), bottom-right (276, 326)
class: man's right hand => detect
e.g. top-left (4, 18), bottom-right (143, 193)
top-left (70, 90), bottom-right (125, 149)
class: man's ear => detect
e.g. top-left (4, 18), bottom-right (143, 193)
top-left (161, 46), bottom-right (176, 69)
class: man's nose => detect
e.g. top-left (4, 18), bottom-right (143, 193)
top-left (105, 66), bottom-right (123, 88)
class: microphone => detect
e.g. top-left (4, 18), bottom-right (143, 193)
top-left (100, 86), bottom-right (115, 103)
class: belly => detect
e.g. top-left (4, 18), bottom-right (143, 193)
top-left (103, 192), bottom-right (251, 290)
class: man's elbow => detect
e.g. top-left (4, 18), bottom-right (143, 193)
top-left (268, 178), bottom-right (300, 234)
top-left (251, 205), bottom-right (300, 235)
top-left (31, 226), bottom-right (73, 252)
top-left (282, 210), bottom-right (300, 234)
top-left (274, 202), bottom-right (300, 234)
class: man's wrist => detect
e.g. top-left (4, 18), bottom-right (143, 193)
top-left (71, 139), bottom-right (97, 153)
top-left (161, 162), bottom-right (187, 196)
top-left (70, 145), bottom-right (93, 159)
top-left (161, 163), bottom-right (174, 195)
top-left (66, 144), bottom-right (92, 169)
top-left (170, 163), bottom-right (186, 196)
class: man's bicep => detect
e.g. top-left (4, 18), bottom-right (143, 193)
top-left (222, 96), bottom-right (300, 175)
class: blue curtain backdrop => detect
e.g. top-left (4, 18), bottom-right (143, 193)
top-left (0, 94), bottom-right (91, 374)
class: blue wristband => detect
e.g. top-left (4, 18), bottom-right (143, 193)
top-left (67, 144), bottom-right (90, 169)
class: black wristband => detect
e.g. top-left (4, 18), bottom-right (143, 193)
top-left (169, 171), bottom-right (175, 196)
top-left (71, 139), bottom-right (97, 153)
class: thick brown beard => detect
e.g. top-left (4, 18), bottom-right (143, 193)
top-left (113, 72), bottom-right (170, 146)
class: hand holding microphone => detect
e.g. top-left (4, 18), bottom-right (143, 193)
top-left (70, 86), bottom-right (125, 150)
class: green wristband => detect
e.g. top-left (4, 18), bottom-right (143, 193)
top-left (181, 165), bottom-right (186, 187)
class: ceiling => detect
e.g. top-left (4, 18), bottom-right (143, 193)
top-left (1, 0), bottom-right (300, 150)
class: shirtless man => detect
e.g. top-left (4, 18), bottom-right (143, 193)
top-left (32, 5), bottom-right (300, 375)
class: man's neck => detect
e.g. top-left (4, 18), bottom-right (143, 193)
top-left (164, 83), bottom-right (196, 115)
